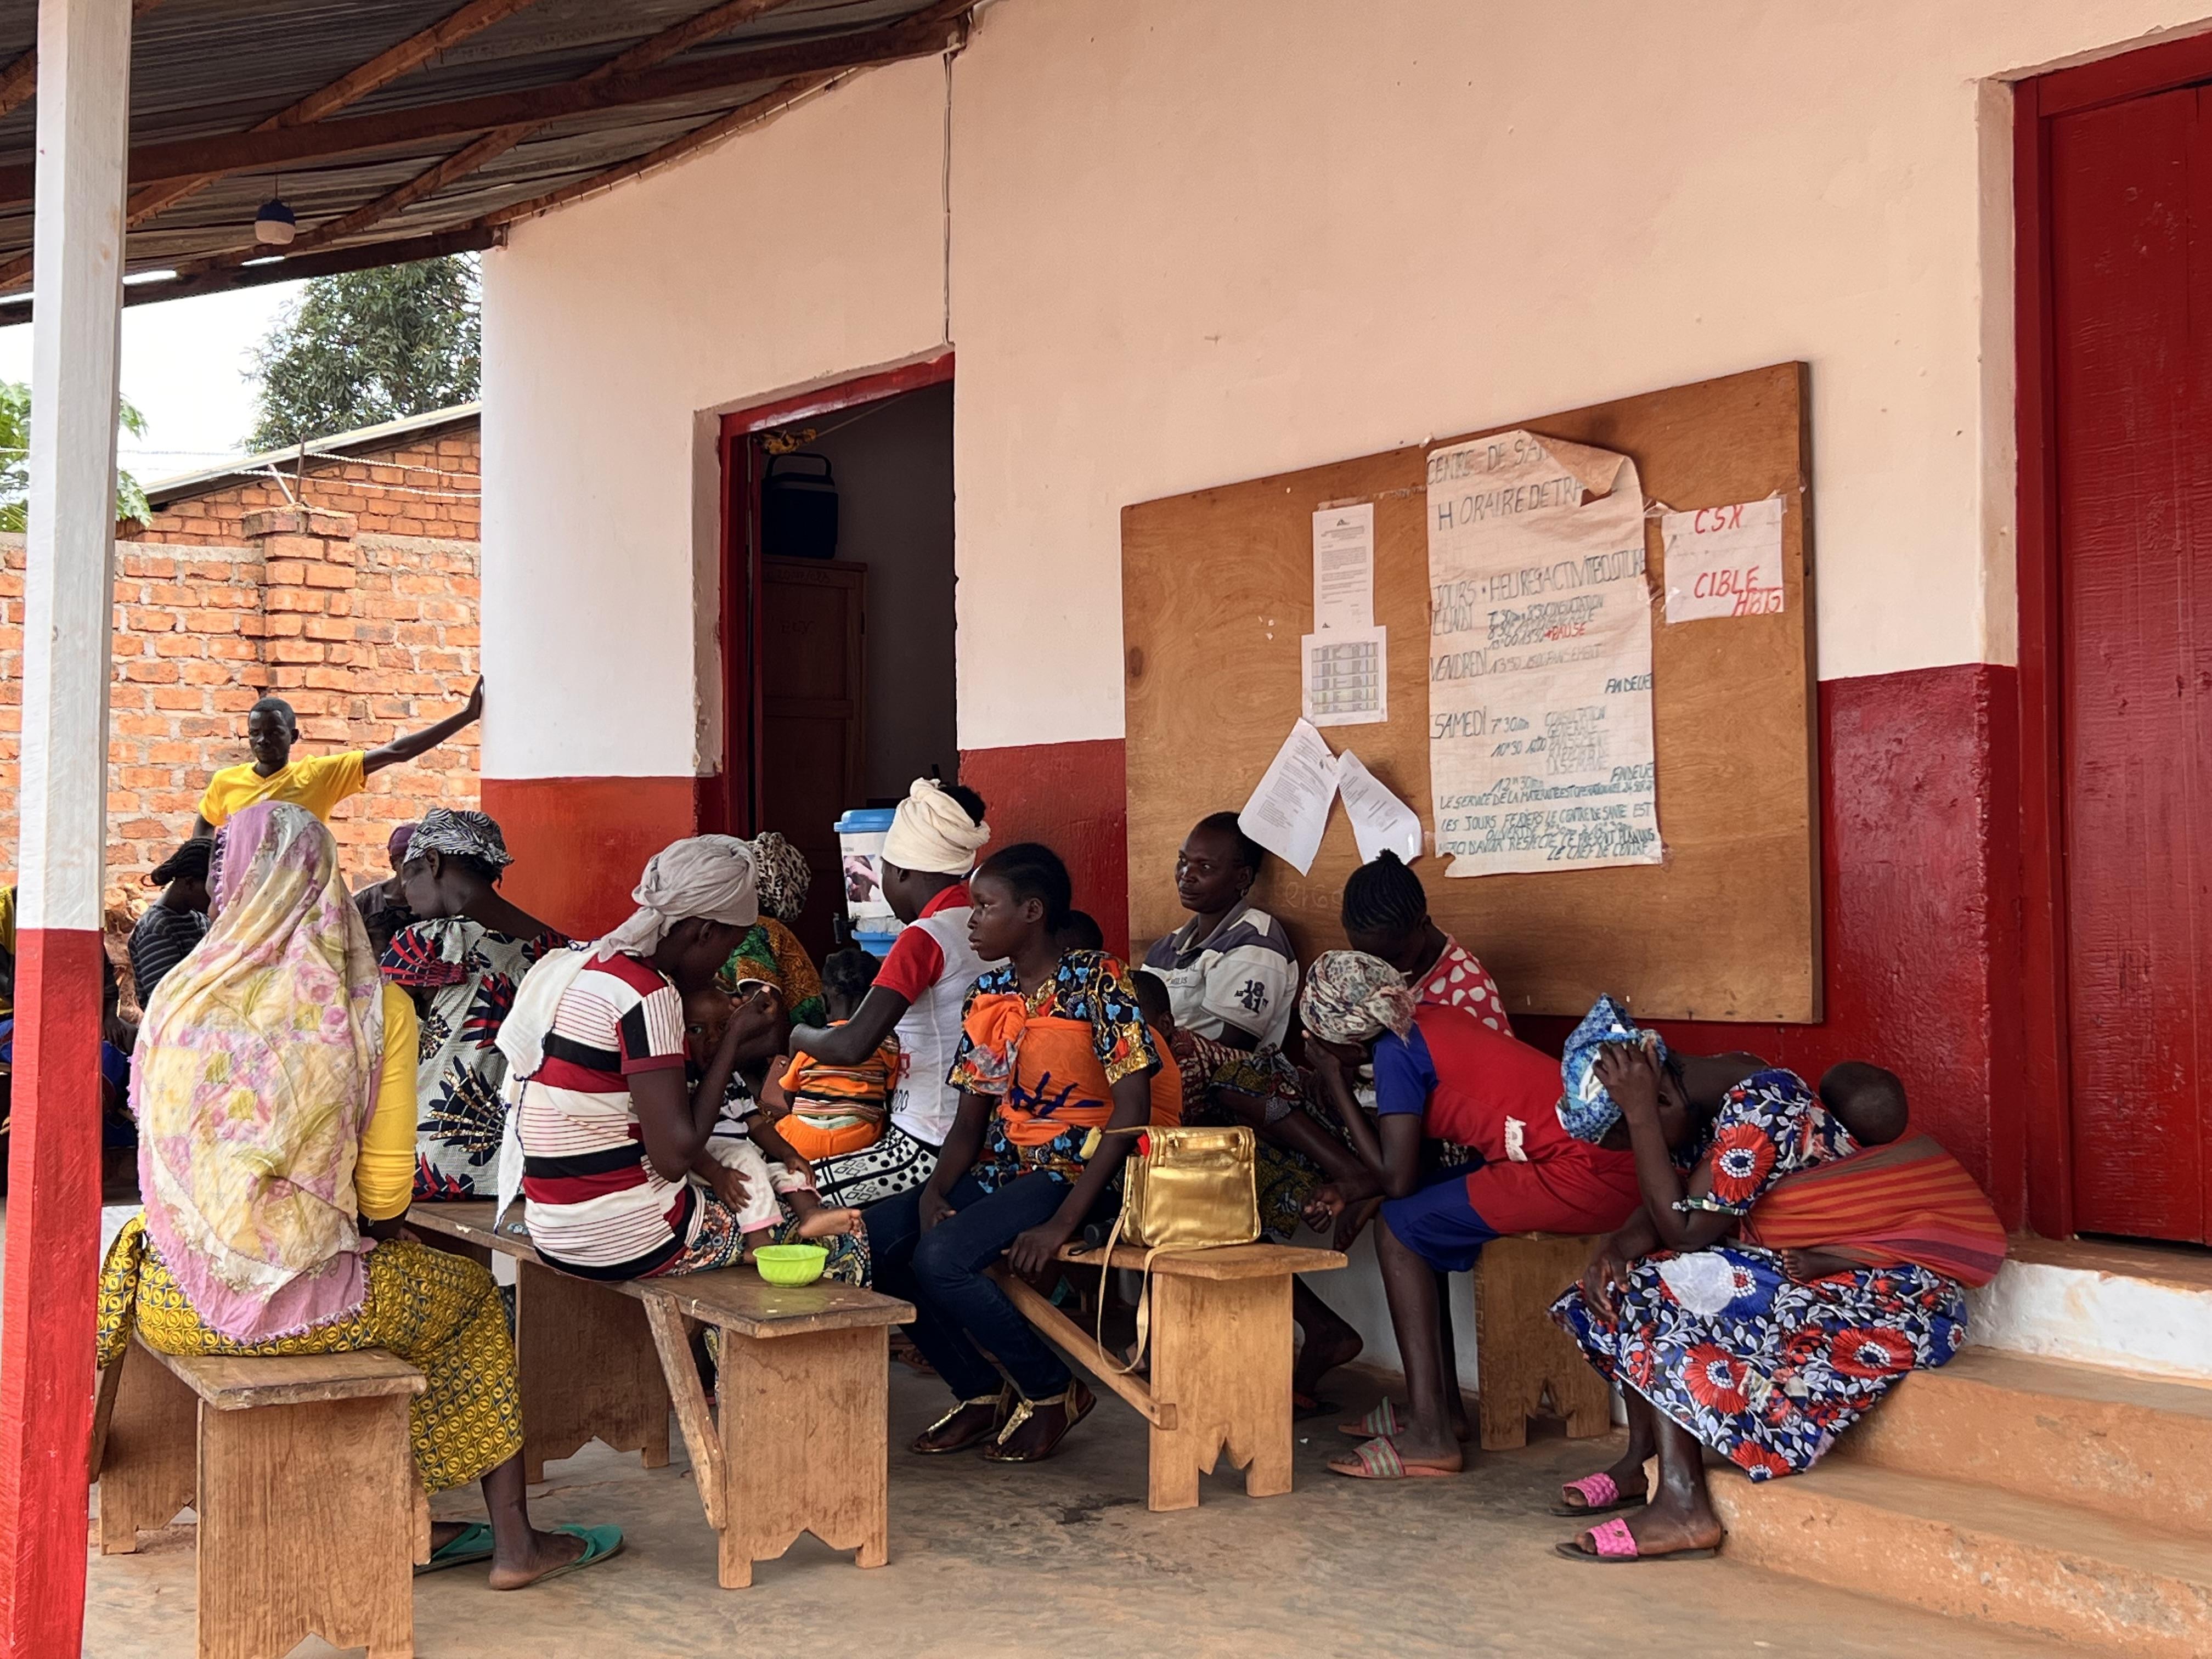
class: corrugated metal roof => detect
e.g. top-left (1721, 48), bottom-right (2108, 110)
top-left (142, 400), bottom-right (481, 503)
top-left (0, 0), bottom-right (964, 301)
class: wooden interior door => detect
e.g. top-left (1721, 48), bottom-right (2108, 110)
top-left (2050, 83), bottom-right (2212, 1241)
top-left (758, 557), bottom-right (866, 964)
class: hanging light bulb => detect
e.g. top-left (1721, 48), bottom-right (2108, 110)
top-left (255, 175), bottom-right (295, 246)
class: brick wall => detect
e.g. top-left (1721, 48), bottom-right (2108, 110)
top-left (0, 473), bottom-right (481, 913)
top-left (122, 422), bottom-right (479, 545)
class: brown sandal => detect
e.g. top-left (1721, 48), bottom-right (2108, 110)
top-left (980, 1379), bottom-right (1095, 1464)
top-left (909, 1390), bottom-right (1008, 1455)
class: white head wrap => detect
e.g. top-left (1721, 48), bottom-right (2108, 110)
top-left (881, 777), bottom-right (990, 876)
top-left (594, 834), bottom-right (759, 961)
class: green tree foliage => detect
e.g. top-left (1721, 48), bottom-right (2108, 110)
top-left (0, 379), bottom-right (153, 531)
top-left (245, 256), bottom-right (480, 451)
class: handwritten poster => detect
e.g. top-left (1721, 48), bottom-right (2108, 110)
top-left (1661, 496), bottom-right (1785, 622)
top-left (1425, 429), bottom-right (1661, 876)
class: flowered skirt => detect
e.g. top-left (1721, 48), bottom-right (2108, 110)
top-left (1550, 1243), bottom-right (1967, 1480)
top-left (97, 1217), bottom-right (523, 1493)
top-left (1180, 1053), bottom-right (1350, 1243)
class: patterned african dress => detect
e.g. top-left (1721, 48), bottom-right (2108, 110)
top-left (1550, 1070), bottom-right (1969, 1481)
top-left (98, 1217), bottom-right (521, 1493)
top-left (718, 919), bottom-right (826, 1028)
top-left (383, 918), bottom-right (564, 1200)
top-left (949, 950), bottom-right (1159, 1190)
top-left (1170, 1029), bottom-right (1348, 1243)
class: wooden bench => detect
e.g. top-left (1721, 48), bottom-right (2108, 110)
top-left (92, 1339), bottom-right (428, 1659)
top-left (407, 1199), bottom-right (913, 1589)
top-left (1471, 1232), bottom-right (1612, 1450)
top-left (995, 1239), bottom-right (1347, 1511)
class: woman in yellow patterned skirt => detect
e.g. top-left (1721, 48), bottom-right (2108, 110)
top-left (98, 801), bottom-right (619, 1588)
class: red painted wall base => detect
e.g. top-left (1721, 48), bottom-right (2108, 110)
top-left (476, 665), bottom-right (2027, 1227)
top-left (958, 739), bottom-right (1131, 957)
top-left (481, 775), bottom-right (705, 941)
top-left (0, 928), bottom-right (106, 1657)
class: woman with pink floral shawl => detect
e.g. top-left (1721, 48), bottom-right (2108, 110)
top-left (97, 802), bottom-right (617, 1588)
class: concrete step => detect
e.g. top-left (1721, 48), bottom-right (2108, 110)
top-left (1837, 1347), bottom-right (2212, 1538)
top-left (1711, 1457), bottom-right (2212, 1658)
top-left (1970, 1238), bottom-right (2212, 1383)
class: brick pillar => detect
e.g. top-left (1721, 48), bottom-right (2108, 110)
top-left (240, 505), bottom-right (360, 743)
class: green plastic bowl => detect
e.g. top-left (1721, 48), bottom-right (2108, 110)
top-left (753, 1243), bottom-right (828, 1286)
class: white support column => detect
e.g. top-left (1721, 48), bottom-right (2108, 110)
top-left (0, 3), bottom-right (131, 1652)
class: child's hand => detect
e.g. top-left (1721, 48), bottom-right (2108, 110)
top-left (1301, 1182), bottom-right (1350, 1232)
top-left (699, 1157), bottom-right (752, 1214)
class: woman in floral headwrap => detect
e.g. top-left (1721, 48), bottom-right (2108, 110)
top-left (381, 808), bottom-right (566, 1200)
top-left (99, 803), bottom-right (618, 1588)
top-left (715, 831), bottom-right (825, 1027)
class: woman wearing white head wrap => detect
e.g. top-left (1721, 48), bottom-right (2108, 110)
top-left (498, 836), bottom-right (868, 1284)
top-left (883, 777), bottom-right (991, 876)
top-left (788, 778), bottom-right (996, 1209)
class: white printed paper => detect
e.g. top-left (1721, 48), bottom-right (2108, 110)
top-left (1661, 496), bottom-right (1785, 622)
top-left (1312, 502), bottom-right (1375, 631)
top-left (1335, 751), bottom-right (1424, 864)
top-left (1239, 718), bottom-right (1340, 876)
top-left (1426, 428), bottom-right (1661, 876)
top-left (1301, 624), bottom-right (1387, 727)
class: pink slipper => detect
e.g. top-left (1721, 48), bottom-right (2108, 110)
top-left (1554, 1516), bottom-right (1718, 1562)
top-left (1327, 1435), bottom-right (1458, 1481)
top-left (1550, 1471), bottom-right (1643, 1517)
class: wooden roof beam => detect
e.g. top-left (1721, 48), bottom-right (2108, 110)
top-left (0, 0), bottom-right (166, 122)
top-left (0, 0), bottom-right (548, 292)
top-left (0, 10), bottom-right (966, 206)
top-left (163, 0), bottom-right (808, 283)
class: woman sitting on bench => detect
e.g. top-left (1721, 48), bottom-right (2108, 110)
top-left (1295, 951), bottom-right (1653, 1482)
top-left (867, 842), bottom-right (1164, 1465)
top-left (97, 802), bottom-right (618, 1590)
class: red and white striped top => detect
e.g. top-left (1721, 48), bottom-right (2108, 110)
top-left (514, 951), bottom-right (696, 1278)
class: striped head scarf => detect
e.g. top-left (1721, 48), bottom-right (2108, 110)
top-left (1299, 949), bottom-right (1417, 1046)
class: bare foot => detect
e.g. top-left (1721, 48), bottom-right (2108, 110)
top-left (486, 1526), bottom-right (588, 1590)
top-left (794, 1205), bottom-right (862, 1239)
top-left (428, 1520), bottom-right (471, 1553)
top-left (1293, 1324), bottom-right (1363, 1402)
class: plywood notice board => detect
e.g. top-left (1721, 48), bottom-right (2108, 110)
top-left (1121, 362), bottom-right (1818, 1023)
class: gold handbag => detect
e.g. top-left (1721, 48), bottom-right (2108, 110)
top-left (1082, 1124), bottom-right (1260, 1370)
top-left (1115, 1124), bottom-right (1261, 1250)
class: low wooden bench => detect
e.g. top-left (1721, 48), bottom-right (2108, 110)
top-left (93, 1339), bottom-right (428, 1659)
top-left (1471, 1232), bottom-right (1612, 1450)
top-left (407, 1199), bottom-right (913, 1589)
top-left (995, 1239), bottom-right (1347, 1511)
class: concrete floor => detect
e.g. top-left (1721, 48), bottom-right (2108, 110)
top-left (83, 1363), bottom-right (2073, 1659)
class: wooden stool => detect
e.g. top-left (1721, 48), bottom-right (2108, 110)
top-left (1471, 1232), bottom-right (1612, 1451)
top-left (93, 1340), bottom-right (428, 1659)
top-left (996, 1239), bottom-right (1348, 1511)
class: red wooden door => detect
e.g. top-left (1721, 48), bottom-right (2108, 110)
top-left (2050, 84), bottom-right (2212, 1241)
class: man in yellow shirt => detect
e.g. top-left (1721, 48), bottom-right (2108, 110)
top-left (191, 678), bottom-right (485, 836)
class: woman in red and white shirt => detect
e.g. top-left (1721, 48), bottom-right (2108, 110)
top-left (786, 778), bottom-right (997, 1208)
top-left (1340, 850), bottom-right (1510, 1030)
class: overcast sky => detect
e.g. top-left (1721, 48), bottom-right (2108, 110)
top-left (0, 280), bottom-right (304, 484)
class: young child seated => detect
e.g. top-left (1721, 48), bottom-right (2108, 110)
top-left (763, 948), bottom-right (899, 1161)
top-left (681, 984), bottom-right (861, 1251)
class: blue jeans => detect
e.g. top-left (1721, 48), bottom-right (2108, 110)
top-left (866, 1170), bottom-right (1075, 1402)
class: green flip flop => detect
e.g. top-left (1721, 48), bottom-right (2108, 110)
top-left (414, 1521), bottom-right (495, 1576)
top-left (509, 1524), bottom-right (624, 1589)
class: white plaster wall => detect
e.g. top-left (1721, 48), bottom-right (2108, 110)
top-left (484, 0), bottom-right (2212, 769)
top-left (479, 61), bottom-right (950, 780)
